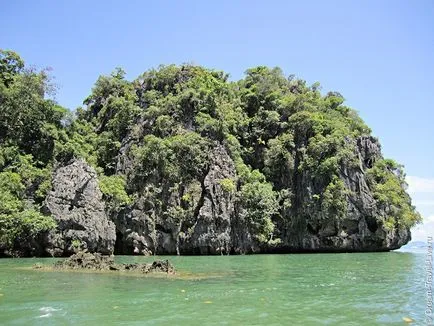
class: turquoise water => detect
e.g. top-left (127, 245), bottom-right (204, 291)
top-left (0, 251), bottom-right (429, 325)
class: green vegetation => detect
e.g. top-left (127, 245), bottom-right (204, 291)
top-left (99, 175), bottom-right (131, 205)
top-left (367, 159), bottom-right (421, 228)
top-left (71, 239), bottom-right (83, 253)
top-left (0, 50), bottom-right (421, 254)
top-left (219, 178), bottom-right (236, 193)
top-left (0, 50), bottom-right (60, 253)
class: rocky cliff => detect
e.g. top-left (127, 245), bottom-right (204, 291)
top-left (44, 134), bottom-right (410, 256)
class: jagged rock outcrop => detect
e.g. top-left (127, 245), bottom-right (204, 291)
top-left (46, 251), bottom-right (175, 274)
top-left (269, 135), bottom-right (410, 252)
top-left (181, 145), bottom-right (238, 254)
top-left (112, 145), bottom-right (240, 255)
top-left (43, 159), bottom-right (116, 256)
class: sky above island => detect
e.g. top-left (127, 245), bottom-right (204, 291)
top-left (1, 0), bottom-right (433, 241)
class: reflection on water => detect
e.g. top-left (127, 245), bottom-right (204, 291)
top-left (0, 251), bottom-right (428, 325)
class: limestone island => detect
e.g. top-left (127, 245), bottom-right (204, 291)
top-left (0, 50), bottom-right (421, 258)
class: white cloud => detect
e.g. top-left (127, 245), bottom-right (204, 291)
top-left (412, 216), bottom-right (434, 241)
top-left (406, 176), bottom-right (434, 241)
top-left (406, 176), bottom-right (434, 194)
top-left (413, 200), bottom-right (434, 207)
top-left (424, 215), bottom-right (434, 223)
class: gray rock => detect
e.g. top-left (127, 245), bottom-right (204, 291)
top-left (43, 159), bottom-right (116, 256)
top-left (186, 145), bottom-right (237, 254)
top-left (113, 145), bottom-right (239, 255)
top-left (274, 135), bottom-right (411, 252)
top-left (50, 251), bottom-right (175, 274)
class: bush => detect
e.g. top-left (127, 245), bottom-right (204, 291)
top-left (99, 175), bottom-right (131, 205)
top-left (0, 209), bottom-right (56, 248)
top-left (240, 180), bottom-right (278, 243)
top-left (219, 178), bottom-right (236, 193)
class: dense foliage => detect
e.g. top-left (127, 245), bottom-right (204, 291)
top-left (0, 50), bottom-right (61, 253)
top-left (0, 50), bottom-right (421, 254)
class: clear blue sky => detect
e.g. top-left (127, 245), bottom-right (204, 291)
top-left (1, 0), bottom-right (434, 239)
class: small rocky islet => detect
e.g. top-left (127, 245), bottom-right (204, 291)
top-left (0, 50), bottom-right (421, 258)
top-left (34, 251), bottom-right (175, 274)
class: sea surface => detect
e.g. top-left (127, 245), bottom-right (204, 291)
top-left (0, 250), bottom-right (430, 325)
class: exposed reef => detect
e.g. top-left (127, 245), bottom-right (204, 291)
top-left (37, 251), bottom-right (175, 274)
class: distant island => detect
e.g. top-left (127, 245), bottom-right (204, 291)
top-left (0, 50), bottom-right (421, 257)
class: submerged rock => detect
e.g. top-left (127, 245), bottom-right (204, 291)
top-left (52, 251), bottom-right (175, 274)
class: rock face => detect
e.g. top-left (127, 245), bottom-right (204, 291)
top-left (272, 135), bottom-right (411, 252)
top-left (180, 145), bottom-right (237, 254)
top-left (110, 137), bottom-right (410, 255)
top-left (43, 159), bottom-right (116, 256)
top-left (41, 138), bottom-right (410, 256)
top-left (113, 145), bottom-right (239, 255)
